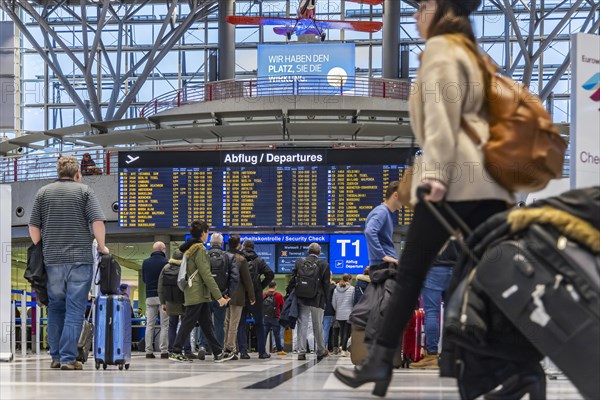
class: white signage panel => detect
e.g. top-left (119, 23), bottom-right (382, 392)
top-left (0, 185), bottom-right (12, 361)
top-left (571, 33), bottom-right (600, 189)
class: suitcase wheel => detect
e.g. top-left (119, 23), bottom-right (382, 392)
top-left (95, 362), bottom-right (100, 370)
top-left (125, 364), bottom-right (130, 370)
top-left (118, 364), bottom-right (123, 371)
top-left (102, 363), bottom-right (107, 370)
top-left (401, 357), bottom-right (411, 369)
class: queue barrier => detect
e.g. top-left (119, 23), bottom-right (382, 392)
top-left (9, 289), bottom-right (260, 358)
top-left (10, 290), bottom-right (41, 357)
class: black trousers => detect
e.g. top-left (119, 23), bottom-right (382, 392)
top-left (237, 296), bottom-right (266, 355)
top-left (173, 302), bottom-right (222, 356)
top-left (338, 320), bottom-right (351, 351)
top-left (332, 322), bottom-right (340, 348)
top-left (377, 200), bottom-right (508, 348)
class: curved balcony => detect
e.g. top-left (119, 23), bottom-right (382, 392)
top-left (140, 75), bottom-right (411, 117)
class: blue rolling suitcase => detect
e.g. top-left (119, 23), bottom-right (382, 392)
top-left (94, 295), bottom-right (132, 370)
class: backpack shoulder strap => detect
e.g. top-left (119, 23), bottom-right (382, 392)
top-left (445, 34), bottom-right (489, 148)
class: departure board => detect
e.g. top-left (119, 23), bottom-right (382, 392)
top-left (118, 149), bottom-right (414, 229)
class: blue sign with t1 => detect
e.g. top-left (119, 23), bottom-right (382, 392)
top-left (257, 43), bottom-right (355, 93)
top-left (329, 234), bottom-right (369, 275)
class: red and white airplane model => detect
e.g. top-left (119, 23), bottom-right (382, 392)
top-left (227, 0), bottom-right (384, 42)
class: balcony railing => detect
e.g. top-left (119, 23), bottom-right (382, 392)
top-left (140, 75), bottom-right (411, 117)
top-left (0, 149), bottom-right (116, 184)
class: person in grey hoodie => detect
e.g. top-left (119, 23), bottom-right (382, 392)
top-left (332, 274), bottom-right (355, 357)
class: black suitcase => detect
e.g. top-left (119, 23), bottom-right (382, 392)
top-left (95, 254), bottom-right (121, 295)
top-left (415, 186), bottom-right (545, 400)
top-left (472, 224), bottom-right (600, 400)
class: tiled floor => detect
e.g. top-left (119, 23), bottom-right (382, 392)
top-left (0, 353), bottom-right (583, 399)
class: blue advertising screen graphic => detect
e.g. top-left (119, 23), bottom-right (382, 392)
top-left (276, 243), bottom-right (330, 274)
top-left (254, 244), bottom-right (276, 270)
top-left (329, 234), bottom-right (370, 275)
top-left (257, 43), bottom-right (355, 93)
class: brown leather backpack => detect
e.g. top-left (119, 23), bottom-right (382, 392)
top-left (449, 35), bottom-right (567, 193)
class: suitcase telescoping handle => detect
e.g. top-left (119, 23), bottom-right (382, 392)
top-left (416, 184), bottom-right (479, 264)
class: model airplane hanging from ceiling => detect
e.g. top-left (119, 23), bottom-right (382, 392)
top-left (227, 0), bottom-right (384, 42)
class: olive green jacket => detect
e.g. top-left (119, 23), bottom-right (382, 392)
top-left (183, 243), bottom-right (222, 306)
top-left (228, 251), bottom-right (256, 306)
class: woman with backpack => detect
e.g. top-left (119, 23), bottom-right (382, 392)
top-left (332, 274), bottom-right (355, 357)
top-left (334, 0), bottom-right (520, 397)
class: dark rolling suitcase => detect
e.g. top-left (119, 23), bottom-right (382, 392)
top-left (95, 254), bottom-right (121, 295)
top-left (94, 295), bottom-right (132, 370)
top-left (472, 224), bottom-right (600, 400)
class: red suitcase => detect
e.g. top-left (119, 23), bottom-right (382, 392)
top-left (401, 309), bottom-right (425, 368)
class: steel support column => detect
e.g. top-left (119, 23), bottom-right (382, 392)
top-left (383, 0), bottom-right (400, 80)
top-left (218, 0), bottom-right (235, 80)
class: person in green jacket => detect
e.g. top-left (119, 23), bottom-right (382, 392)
top-left (169, 220), bottom-right (229, 363)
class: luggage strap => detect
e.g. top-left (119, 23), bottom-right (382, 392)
top-left (416, 185), bottom-right (478, 264)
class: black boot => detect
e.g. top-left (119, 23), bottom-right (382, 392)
top-left (334, 343), bottom-right (394, 397)
top-left (484, 363), bottom-right (546, 400)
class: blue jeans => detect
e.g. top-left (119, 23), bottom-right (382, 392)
top-left (264, 316), bottom-right (282, 351)
top-left (323, 316), bottom-right (334, 350)
top-left (46, 263), bottom-right (93, 364)
top-left (271, 326), bottom-right (285, 349)
top-left (198, 301), bottom-right (226, 351)
top-left (421, 266), bottom-right (453, 353)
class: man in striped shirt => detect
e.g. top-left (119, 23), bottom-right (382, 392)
top-left (29, 156), bottom-right (108, 370)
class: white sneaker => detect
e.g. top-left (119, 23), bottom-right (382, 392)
top-left (341, 350), bottom-right (349, 357)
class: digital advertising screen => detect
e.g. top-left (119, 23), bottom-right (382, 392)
top-left (276, 243), bottom-right (330, 274)
top-left (253, 243), bottom-right (276, 271)
top-left (257, 43), bottom-right (355, 93)
top-left (118, 148), bottom-right (413, 230)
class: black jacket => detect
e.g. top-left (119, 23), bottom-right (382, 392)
top-left (24, 241), bottom-right (48, 306)
top-left (179, 238), bottom-right (201, 253)
top-left (279, 290), bottom-right (299, 329)
top-left (243, 249), bottom-right (274, 294)
top-left (324, 282), bottom-right (336, 316)
top-left (142, 251), bottom-right (168, 298)
top-left (353, 276), bottom-right (370, 306)
top-left (534, 186), bottom-right (599, 228)
top-left (286, 254), bottom-right (330, 309)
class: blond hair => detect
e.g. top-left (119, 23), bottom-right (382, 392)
top-left (57, 156), bottom-right (80, 178)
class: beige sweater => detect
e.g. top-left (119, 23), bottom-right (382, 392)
top-left (408, 35), bottom-right (514, 205)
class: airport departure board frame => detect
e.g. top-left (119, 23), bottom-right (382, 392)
top-left (118, 148), bottom-right (414, 229)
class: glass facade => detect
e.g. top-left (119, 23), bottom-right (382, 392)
top-left (3, 0), bottom-right (598, 134)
